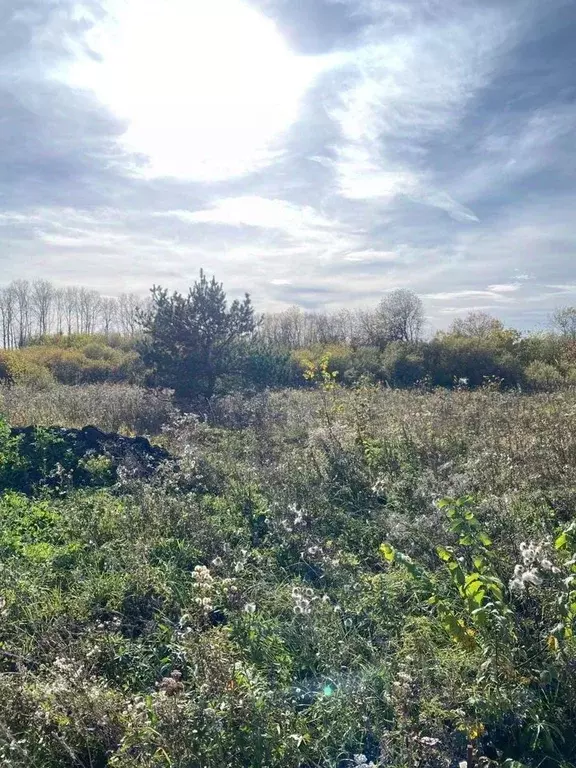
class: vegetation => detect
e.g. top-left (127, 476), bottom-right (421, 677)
top-left (0, 334), bottom-right (144, 388)
top-left (1, 382), bottom-right (576, 766)
top-left (3, 275), bottom-right (576, 397)
top-left (1, 273), bottom-right (576, 765)
top-left (138, 272), bottom-right (256, 400)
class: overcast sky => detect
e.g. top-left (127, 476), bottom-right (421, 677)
top-left (1, 0), bottom-right (575, 328)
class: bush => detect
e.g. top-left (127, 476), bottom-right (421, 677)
top-left (525, 360), bottom-right (565, 391)
top-left (1, 343), bottom-right (144, 386)
top-left (381, 341), bottom-right (426, 387)
top-left (427, 337), bottom-right (524, 388)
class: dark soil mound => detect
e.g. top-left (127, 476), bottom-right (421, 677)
top-left (4, 425), bottom-right (171, 494)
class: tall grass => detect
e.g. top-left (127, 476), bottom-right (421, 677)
top-left (0, 383), bottom-right (175, 434)
top-left (1, 384), bottom-right (576, 766)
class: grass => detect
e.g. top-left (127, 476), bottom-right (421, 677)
top-left (0, 383), bottom-right (175, 435)
top-left (0, 383), bottom-right (575, 767)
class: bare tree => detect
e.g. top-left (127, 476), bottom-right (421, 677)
top-left (550, 306), bottom-right (576, 340)
top-left (77, 288), bottom-right (101, 334)
top-left (0, 285), bottom-right (16, 349)
top-left (53, 287), bottom-right (67, 335)
top-left (12, 280), bottom-right (32, 347)
top-left (100, 296), bottom-right (119, 335)
top-left (373, 289), bottom-right (425, 347)
top-left (118, 293), bottom-right (142, 336)
top-left (62, 286), bottom-right (79, 335)
top-left (31, 279), bottom-right (55, 337)
top-left (303, 312), bottom-right (344, 345)
top-left (259, 306), bottom-right (306, 348)
top-left (448, 311), bottom-right (504, 338)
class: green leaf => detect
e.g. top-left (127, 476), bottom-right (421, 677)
top-left (380, 543), bottom-right (395, 563)
top-left (555, 532), bottom-right (568, 550)
top-left (478, 532), bottom-right (492, 547)
top-left (437, 545), bottom-right (453, 562)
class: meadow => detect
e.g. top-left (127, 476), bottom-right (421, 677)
top-left (0, 380), bottom-right (575, 767)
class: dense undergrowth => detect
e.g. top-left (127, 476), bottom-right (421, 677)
top-left (3, 325), bottom-right (576, 396)
top-left (0, 383), bottom-right (576, 766)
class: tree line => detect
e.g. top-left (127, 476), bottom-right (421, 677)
top-left (3, 272), bottom-right (576, 399)
top-left (0, 280), bottom-right (142, 348)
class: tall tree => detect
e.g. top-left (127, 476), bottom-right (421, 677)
top-left (100, 297), bottom-right (118, 336)
top-left (32, 279), bottom-right (54, 337)
top-left (13, 280), bottom-right (32, 347)
top-left (139, 270), bottom-right (255, 400)
top-left (550, 306), bottom-right (576, 340)
top-left (77, 288), bottom-right (101, 334)
top-left (118, 293), bottom-right (141, 337)
top-left (0, 285), bottom-right (16, 349)
top-left (63, 286), bottom-right (79, 336)
top-left (374, 289), bottom-right (425, 348)
top-left (449, 311), bottom-right (504, 339)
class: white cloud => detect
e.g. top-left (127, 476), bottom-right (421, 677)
top-left (424, 290), bottom-right (514, 302)
top-left (331, 6), bottom-right (520, 219)
top-left (438, 305), bottom-right (502, 315)
top-left (160, 197), bottom-right (336, 236)
top-left (342, 249), bottom-right (398, 262)
top-left (488, 284), bottom-right (520, 293)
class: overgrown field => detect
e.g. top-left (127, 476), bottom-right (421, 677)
top-left (1, 384), bottom-right (576, 767)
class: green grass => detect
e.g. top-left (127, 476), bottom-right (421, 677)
top-left (0, 384), bottom-right (575, 767)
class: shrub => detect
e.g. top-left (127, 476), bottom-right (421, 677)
top-left (525, 360), bottom-right (565, 391)
top-left (381, 341), bottom-right (426, 387)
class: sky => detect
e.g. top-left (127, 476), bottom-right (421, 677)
top-left (1, 0), bottom-right (576, 329)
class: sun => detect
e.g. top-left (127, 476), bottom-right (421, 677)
top-left (67, 0), bottom-right (322, 181)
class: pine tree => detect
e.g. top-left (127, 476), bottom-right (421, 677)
top-left (138, 270), bottom-right (255, 400)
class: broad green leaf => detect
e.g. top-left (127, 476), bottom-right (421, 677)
top-left (437, 545), bottom-right (453, 562)
top-left (380, 543), bottom-right (395, 562)
top-left (555, 532), bottom-right (568, 550)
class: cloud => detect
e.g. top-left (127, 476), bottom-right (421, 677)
top-left (423, 290), bottom-right (515, 302)
top-left (159, 198), bottom-right (337, 238)
top-left (489, 284), bottom-right (520, 293)
top-left (1, 0), bottom-right (576, 330)
top-left (329, 3), bottom-right (523, 220)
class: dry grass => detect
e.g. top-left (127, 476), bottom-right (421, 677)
top-left (0, 383), bottom-right (175, 435)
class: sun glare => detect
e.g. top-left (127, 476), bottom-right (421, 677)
top-left (69, 0), bottom-right (321, 180)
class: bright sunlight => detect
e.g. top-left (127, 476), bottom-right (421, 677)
top-left (67, 0), bottom-right (323, 180)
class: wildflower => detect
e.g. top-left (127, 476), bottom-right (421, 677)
top-left (211, 556), bottom-right (223, 567)
top-left (509, 577), bottom-right (525, 593)
top-left (157, 671), bottom-right (184, 696)
top-left (419, 736), bottom-right (440, 747)
top-left (243, 603), bottom-right (257, 614)
top-left (522, 569), bottom-right (543, 587)
top-left (193, 565), bottom-right (213, 585)
top-left (293, 592), bottom-right (311, 615)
